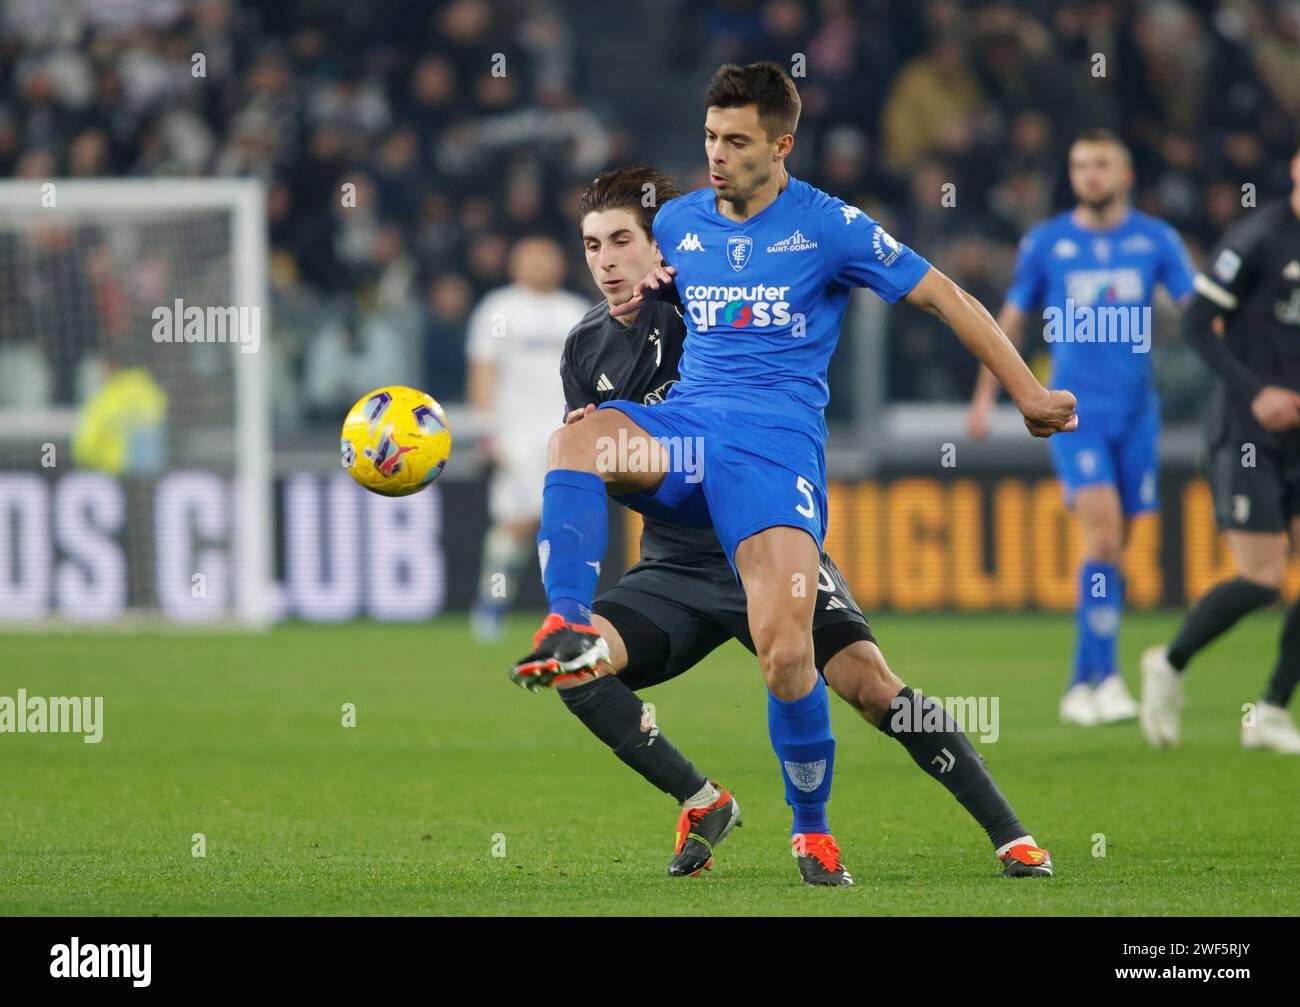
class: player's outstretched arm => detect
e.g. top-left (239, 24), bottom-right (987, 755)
top-left (904, 267), bottom-right (1077, 438)
top-left (966, 304), bottom-right (1026, 440)
top-left (610, 265), bottom-right (677, 317)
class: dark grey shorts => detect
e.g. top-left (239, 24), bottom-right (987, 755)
top-left (1208, 438), bottom-right (1300, 533)
top-left (592, 552), bottom-right (874, 691)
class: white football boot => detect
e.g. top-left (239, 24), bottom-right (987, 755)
top-left (1140, 645), bottom-right (1184, 747)
top-left (1093, 673), bottom-right (1140, 724)
top-left (1060, 683), bottom-right (1100, 726)
top-left (1242, 702), bottom-right (1300, 754)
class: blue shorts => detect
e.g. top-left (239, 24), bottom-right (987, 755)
top-left (1048, 394), bottom-right (1159, 516)
top-left (596, 397), bottom-right (828, 578)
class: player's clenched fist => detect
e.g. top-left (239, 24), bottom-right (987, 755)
top-left (1018, 387), bottom-right (1078, 438)
top-left (610, 265), bottom-right (676, 317)
top-left (1250, 386), bottom-right (1300, 432)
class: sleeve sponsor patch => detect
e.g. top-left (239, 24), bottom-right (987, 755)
top-left (1213, 248), bottom-right (1242, 284)
top-left (872, 226), bottom-right (900, 266)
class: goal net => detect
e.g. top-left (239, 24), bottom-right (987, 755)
top-left (0, 180), bottom-right (271, 628)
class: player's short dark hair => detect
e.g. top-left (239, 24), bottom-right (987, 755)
top-left (1073, 127), bottom-right (1131, 162)
top-left (576, 164), bottom-right (682, 242)
top-left (704, 61), bottom-right (801, 140)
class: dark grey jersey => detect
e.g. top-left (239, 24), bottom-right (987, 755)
top-left (1196, 201), bottom-right (1300, 454)
top-left (560, 299), bottom-right (726, 563)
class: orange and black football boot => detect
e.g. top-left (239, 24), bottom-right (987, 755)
top-left (999, 843), bottom-right (1054, 878)
top-left (509, 613), bottom-right (611, 691)
top-left (668, 783), bottom-right (742, 877)
top-left (792, 833), bottom-right (854, 887)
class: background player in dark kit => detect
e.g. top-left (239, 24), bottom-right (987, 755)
top-left (542, 164), bottom-right (1055, 880)
top-left (1141, 143), bottom-right (1300, 755)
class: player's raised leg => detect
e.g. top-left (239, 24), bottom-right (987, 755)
top-left (821, 641), bottom-right (1052, 877)
top-left (736, 525), bottom-right (851, 886)
top-left (509, 408), bottom-right (670, 688)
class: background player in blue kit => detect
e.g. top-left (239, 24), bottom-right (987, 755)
top-left (968, 129), bottom-right (1195, 728)
top-left (512, 62), bottom-right (1078, 885)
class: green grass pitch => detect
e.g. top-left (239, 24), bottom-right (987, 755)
top-left (1, 612), bottom-right (1296, 916)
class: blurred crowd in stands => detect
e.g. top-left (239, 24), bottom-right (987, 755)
top-left (1, 0), bottom-right (1296, 427)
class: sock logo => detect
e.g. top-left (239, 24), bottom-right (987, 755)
top-left (931, 748), bottom-right (956, 774)
top-left (1087, 605), bottom-right (1120, 637)
top-left (783, 759), bottom-right (827, 793)
top-left (639, 702), bottom-right (659, 744)
top-left (537, 539), bottom-right (550, 575)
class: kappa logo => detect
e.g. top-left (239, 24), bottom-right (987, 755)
top-left (727, 235), bottom-right (753, 272)
top-left (767, 229), bottom-right (819, 253)
top-left (676, 232), bottom-right (704, 252)
top-left (840, 205), bottom-right (862, 225)
top-left (783, 758), bottom-right (827, 793)
top-left (1121, 233), bottom-right (1155, 254)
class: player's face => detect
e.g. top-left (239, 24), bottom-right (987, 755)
top-left (581, 209), bottom-right (661, 307)
top-left (509, 238), bottom-right (565, 291)
top-left (704, 105), bottom-right (789, 205)
top-left (1068, 141), bottom-right (1132, 211)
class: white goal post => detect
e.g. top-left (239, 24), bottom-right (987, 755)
top-left (0, 179), bottom-right (272, 628)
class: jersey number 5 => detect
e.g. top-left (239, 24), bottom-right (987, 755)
top-left (795, 476), bottom-right (816, 519)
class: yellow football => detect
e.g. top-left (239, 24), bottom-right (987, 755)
top-left (340, 386), bottom-right (452, 496)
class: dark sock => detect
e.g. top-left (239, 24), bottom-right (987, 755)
top-left (1167, 577), bottom-right (1278, 672)
top-left (878, 686), bottom-right (1025, 850)
top-left (1265, 599), bottom-right (1300, 708)
top-left (559, 676), bottom-right (706, 803)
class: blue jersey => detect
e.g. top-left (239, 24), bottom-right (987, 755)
top-left (1005, 209), bottom-right (1194, 406)
top-left (653, 177), bottom-right (931, 438)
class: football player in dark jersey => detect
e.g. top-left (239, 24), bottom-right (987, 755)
top-left (516, 164), bottom-right (1054, 882)
top-left (1141, 144), bottom-right (1300, 754)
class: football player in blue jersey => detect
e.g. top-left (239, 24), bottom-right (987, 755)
top-left (512, 62), bottom-right (1077, 885)
top-left (967, 128), bottom-right (1195, 728)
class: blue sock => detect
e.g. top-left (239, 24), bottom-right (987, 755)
top-left (537, 470), bottom-right (607, 625)
top-left (1073, 561), bottom-right (1121, 688)
top-left (768, 675), bottom-right (835, 836)
top-left (1088, 566), bottom-right (1124, 686)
